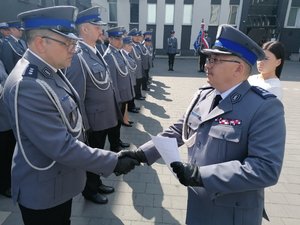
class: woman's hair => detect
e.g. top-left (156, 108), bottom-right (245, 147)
top-left (262, 41), bottom-right (285, 78)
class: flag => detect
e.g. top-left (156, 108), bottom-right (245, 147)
top-left (193, 19), bottom-right (209, 51)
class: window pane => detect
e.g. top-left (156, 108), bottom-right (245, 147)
top-left (147, 4), bottom-right (156, 24)
top-left (183, 5), bottom-right (193, 25)
top-left (228, 5), bottom-right (238, 25)
top-left (130, 3), bottom-right (139, 23)
top-left (209, 5), bottom-right (220, 25)
top-left (165, 4), bottom-right (174, 24)
top-left (109, 3), bottom-right (117, 22)
top-left (287, 7), bottom-right (298, 26)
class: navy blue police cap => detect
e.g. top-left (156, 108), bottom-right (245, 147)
top-left (7, 21), bottom-right (23, 30)
top-left (127, 28), bottom-right (138, 36)
top-left (202, 24), bottom-right (265, 66)
top-left (123, 36), bottom-right (132, 45)
top-left (0, 22), bottom-right (9, 29)
top-left (170, 30), bottom-right (175, 34)
top-left (17, 6), bottom-right (79, 40)
top-left (76, 6), bottom-right (106, 26)
top-left (106, 26), bottom-right (125, 38)
top-left (144, 38), bottom-right (152, 42)
top-left (143, 31), bottom-right (152, 36)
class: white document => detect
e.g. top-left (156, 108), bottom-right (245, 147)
top-left (150, 135), bottom-right (181, 176)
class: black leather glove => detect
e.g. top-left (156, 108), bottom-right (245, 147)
top-left (134, 148), bottom-right (148, 164)
top-left (170, 162), bottom-right (203, 187)
top-left (114, 150), bottom-right (140, 176)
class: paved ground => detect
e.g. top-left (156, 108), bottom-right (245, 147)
top-left (0, 57), bottom-right (300, 225)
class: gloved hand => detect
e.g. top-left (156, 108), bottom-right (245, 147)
top-left (134, 148), bottom-right (148, 164)
top-left (114, 150), bottom-right (140, 176)
top-left (170, 162), bottom-right (203, 187)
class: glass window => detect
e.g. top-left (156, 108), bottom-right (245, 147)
top-left (183, 4), bottom-right (193, 25)
top-left (209, 5), bottom-right (220, 25)
top-left (109, 2), bottom-right (117, 22)
top-left (287, 7), bottom-right (298, 26)
top-left (130, 3), bottom-right (139, 23)
top-left (228, 5), bottom-right (238, 25)
top-left (147, 4), bottom-right (157, 24)
top-left (165, 4), bottom-right (174, 24)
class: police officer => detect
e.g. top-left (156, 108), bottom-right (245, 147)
top-left (0, 58), bottom-right (15, 198)
top-left (0, 22), bottom-right (10, 43)
top-left (104, 27), bottom-right (133, 150)
top-left (142, 37), bottom-right (152, 90)
top-left (121, 36), bottom-right (137, 126)
top-left (0, 21), bottom-right (26, 74)
top-left (2, 6), bottom-right (139, 225)
top-left (166, 30), bottom-right (178, 71)
top-left (128, 28), bottom-right (145, 101)
top-left (133, 24), bottom-right (285, 225)
top-left (66, 6), bottom-right (121, 204)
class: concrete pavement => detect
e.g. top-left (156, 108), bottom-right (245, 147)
top-left (0, 57), bottom-right (300, 225)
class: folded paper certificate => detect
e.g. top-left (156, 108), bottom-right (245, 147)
top-left (150, 135), bottom-right (181, 175)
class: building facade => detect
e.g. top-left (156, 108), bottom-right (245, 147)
top-left (0, 0), bottom-right (299, 58)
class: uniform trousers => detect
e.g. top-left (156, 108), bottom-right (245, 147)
top-left (199, 52), bottom-right (207, 71)
top-left (128, 98), bottom-right (137, 111)
top-left (82, 127), bottom-right (118, 196)
top-left (0, 129), bottom-right (16, 194)
top-left (19, 199), bottom-right (72, 225)
top-left (167, 53), bottom-right (176, 69)
top-left (134, 78), bottom-right (143, 98)
top-left (142, 69), bottom-right (149, 90)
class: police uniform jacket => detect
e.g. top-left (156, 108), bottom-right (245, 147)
top-left (96, 42), bottom-right (107, 56)
top-left (130, 42), bottom-right (143, 80)
top-left (0, 35), bottom-right (26, 74)
top-left (140, 81), bottom-right (285, 225)
top-left (167, 36), bottom-right (178, 54)
top-left (121, 49), bottom-right (137, 93)
top-left (0, 60), bottom-right (11, 131)
top-left (104, 45), bottom-right (134, 103)
top-left (66, 42), bottom-right (121, 131)
top-left (139, 43), bottom-right (150, 72)
top-left (3, 50), bottom-right (118, 210)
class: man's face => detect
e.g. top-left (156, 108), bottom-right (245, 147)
top-left (0, 28), bottom-right (11, 37)
top-left (83, 23), bottom-right (102, 44)
top-left (10, 27), bottom-right (23, 39)
top-left (42, 32), bottom-right (78, 69)
top-left (205, 54), bottom-right (242, 92)
top-left (110, 36), bottom-right (123, 49)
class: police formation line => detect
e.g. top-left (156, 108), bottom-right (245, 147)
top-left (0, 5), bottom-right (286, 225)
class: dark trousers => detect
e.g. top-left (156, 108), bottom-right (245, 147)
top-left (199, 53), bottom-right (207, 71)
top-left (19, 199), bottom-right (72, 225)
top-left (128, 98), bottom-right (136, 110)
top-left (167, 53), bottom-right (176, 69)
top-left (82, 127), bottom-right (118, 196)
top-left (142, 69), bottom-right (149, 90)
top-left (0, 129), bottom-right (16, 193)
top-left (134, 78), bottom-right (143, 98)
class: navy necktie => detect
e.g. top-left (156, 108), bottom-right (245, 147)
top-left (210, 94), bottom-right (222, 112)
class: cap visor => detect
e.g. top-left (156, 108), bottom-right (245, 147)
top-left (90, 21), bottom-right (107, 26)
top-left (201, 48), bottom-right (233, 55)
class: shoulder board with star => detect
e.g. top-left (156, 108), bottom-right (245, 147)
top-left (251, 86), bottom-right (276, 99)
top-left (22, 64), bottom-right (38, 79)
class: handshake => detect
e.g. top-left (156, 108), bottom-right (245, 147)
top-left (113, 149), bottom-right (148, 176)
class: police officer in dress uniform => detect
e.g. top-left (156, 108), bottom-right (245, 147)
top-left (142, 37), bottom-right (153, 90)
top-left (104, 26), bottom-right (132, 149)
top-left (166, 30), bottom-right (178, 71)
top-left (0, 21), bottom-right (27, 74)
top-left (0, 58), bottom-right (15, 198)
top-left (2, 6), bottom-right (139, 225)
top-left (128, 28), bottom-right (145, 101)
top-left (0, 22), bottom-right (11, 44)
top-left (65, 6), bottom-right (121, 204)
top-left (96, 30), bottom-right (108, 56)
top-left (121, 36), bottom-right (137, 126)
top-left (143, 30), bottom-right (155, 70)
top-left (133, 24), bottom-right (285, 225)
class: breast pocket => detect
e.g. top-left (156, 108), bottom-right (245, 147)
top-left (91, 63), bottom-right (106, 81)
top-left (60, 94), bottom-right (79, 128)
top-left (209, 124), bottom-right (241, 143)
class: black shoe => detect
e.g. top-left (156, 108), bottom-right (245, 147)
top-left (110, 146), bottom-right (122, 153)
top-left (119, 141), bottom-right (130, 148)
top-left (128, 121), bottom-right (134, 124)
top-left (83, 193), bottom-right (108, 204)
top-left (142, 88), bottom-right (150, 91)
top-left (122, 122), bottom-right (132, 127)
top-left (170, 68), bottom-right (174, 71)
top-left (135, 96), bottom-right (146, 100)
top-left (168, 68), bottom-right (171, 71)
top-left (98, 184), bottom-right (114, 194)
top-left (128, 108), bottom-right (139, 113)
top-left (134, 107), bottom-right (140, 110)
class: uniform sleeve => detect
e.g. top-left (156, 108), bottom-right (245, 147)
top-left (12, 79), bottom-right (118, 176)
top-left (200, 98), bottom-right (285, 196)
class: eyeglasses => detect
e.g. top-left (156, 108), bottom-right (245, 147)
top-left (42, 36), bottom-right (79, 53)
top-left (206, 57), bottom-right (241, 65)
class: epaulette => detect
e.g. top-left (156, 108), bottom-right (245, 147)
top-left (22, 64), bottom-right (38, 79)
top-left (251, 86), bottom-right (276, 99)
